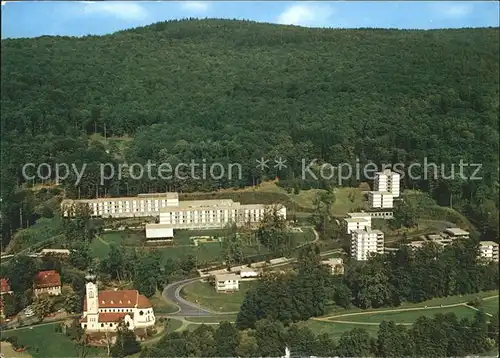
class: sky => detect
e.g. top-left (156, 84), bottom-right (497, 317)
top-left (1, 1), bottom-right (499, 39)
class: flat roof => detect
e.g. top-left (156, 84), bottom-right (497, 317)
top-left (369, 191), bottom-right (392, 196)
top-left (61, 193), bottom-right (178, 204)
top-left (480, 241), bottom-right (499, 247)
top-left (408, 241), bottom-right (426, 247)
top-left (344, 218), bottom-right (370, 223)
top-left (145, 223), bottom-right (175, 229)
top-left (215, 274), bottom-right (240, 281)
top-left (376, 169), bottom-right (399, 176)
top-left (137, 193), bottom-right (179, 199)
top-left (444, 228), bottom-right (469, 236)
top-left (427, 234), bottom-right (445, 241)
top-left (347, 212), bottom-right (372, 218)
top-left (159, 199), bottom-right (238, 212)
top-left (322, 258), bottom-right (343, 265)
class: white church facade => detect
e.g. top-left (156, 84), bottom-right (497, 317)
top-left (81, 275), bottom-right (156, 333)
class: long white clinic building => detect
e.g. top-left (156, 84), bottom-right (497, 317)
top-left (61, 193), bottom-right (179, 218)
top-left (146, 199), bottom-right (286, 239)
top-left (61, 193), bottom-right (286, 239)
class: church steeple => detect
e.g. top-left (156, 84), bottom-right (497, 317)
top-left (85, 272), bottom-right (98, 314)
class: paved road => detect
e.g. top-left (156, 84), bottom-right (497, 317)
top-left (162, 278), bottom-right (216, 317)
top-left (162, 227), bottom-right (330, 317)
top-left (314, 294), bottom-right (499, 323)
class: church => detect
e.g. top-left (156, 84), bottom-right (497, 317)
top-left (80, 274), bottom-right (156, 332)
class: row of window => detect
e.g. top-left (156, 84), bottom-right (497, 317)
top-left (82, 321), bottom-right (131, 329)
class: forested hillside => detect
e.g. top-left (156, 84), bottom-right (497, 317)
top-left (1, 19), bottom-right (499, 245)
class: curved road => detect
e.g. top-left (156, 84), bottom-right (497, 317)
top-left (313, 294), bottom-right (499, 324)
top-left (162, 228), bottom-right (323, 317)
top-left (162, 278), bottom-right (218, 317)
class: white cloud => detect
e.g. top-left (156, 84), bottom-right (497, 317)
top-left (430, 3), bottom-right (474, 19)
top-left (80, 2), bottom-right (148, 21)
top-left (180, 1), bottom-right (210, 14)
top-left (277, 3), bottom-right (335, 27)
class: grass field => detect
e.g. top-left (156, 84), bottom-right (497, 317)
top-left (182, 181), bottom-right (367, 216)
top-left (304, 291), bottom-right (499, 341)
top-left (0, 341), bottom-right (31, 358)
top-left (324, 290), bottom-right (499, 316)
top-left (164, 318), bottom-right (184, 333)
top-left (303, 319), bottom-right (380, 338)
top-left (0, 323), bottom-right (105, 358)
top-left (333, 305), bottom-right (477, 324)
top-left (91, 226), bottom-right (314, 265)
top-left (149, 290), bottom-right (179, 314)
top-left (236, 181), bottom-right (367, 216)
top-left (181, 281), bottom-right (259, 312)
top-left (481, 296), bottom-right (499, 315)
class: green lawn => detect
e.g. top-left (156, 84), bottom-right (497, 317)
top-left (90, 231), bottom-right (129, 259)
top-left (481, 296), bottom-right (499, 315)
top-left (324, 290), bottom-right (499, 316)
top-left (332, 305), bottom-right (477, 324)
top-left (0, 323), bottom-right (105, 358)
top-left (149, 290), bottom-right (179, 314)
top-left (91, 226), bottom-right (314, 265)
top-left (250, 182), bottom-right (367, 216)
top-left (181, 280), bottom-right (258, 313)
top-left (0, 342), bottom-right (31, 358)
top-left (307, 291), bottom-right (499, 341)
top-left (164, 318), bottom-right (184, 333)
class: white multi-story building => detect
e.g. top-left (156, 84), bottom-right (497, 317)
top-left (351, 228), bottom-right (384, 261)
top-left (344, 212), bottom-right (372, 234)
top-left (368, 191), bottom-right (394, 209)
top-left (61, 193), bottom-right (179, 218)
top-left (479, 241), bottom-right (499, 262)
top-left (146, 200), bottom-right (286, 239)
top-left (214, 274), bottom-right (240, 292)
top-left (81, 274), bottom-right (155, 333)
top-left (374, 169), bottom-right (400, 197)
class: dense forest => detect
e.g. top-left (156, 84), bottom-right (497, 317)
top-left (142, 311), bottom-right (499, 358)
top-left (236, 241), bottom-right (499, 329)
top-left (1, 19), bottom-right (499, 245)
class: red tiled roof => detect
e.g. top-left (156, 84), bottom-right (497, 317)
top-left (137, 294), bottom-right (151, 309)
top-left (83, 289), bottom-right (153, 311)
top-left (99, 312), bottom-right (129, 322)
top-left (33, 270), bottom-right (61, 289)
top-left (0, 278), bottom-right (10, 294)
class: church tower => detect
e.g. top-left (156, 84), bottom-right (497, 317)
top-left (84, 273), bottom-right (99, 329)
